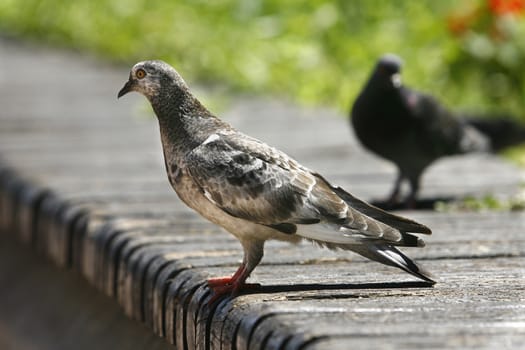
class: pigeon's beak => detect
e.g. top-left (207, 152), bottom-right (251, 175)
top-left (391, 73), bottom-right (402, 88)
top-left (117, 80), bottom-right (134, 99)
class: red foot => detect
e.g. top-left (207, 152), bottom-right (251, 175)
top-left (206, 263), bottom-right (260, 304)
top-left (207, 276), bottom-right (236, 287)
top-left (207, 281), bottom-right (260, 305)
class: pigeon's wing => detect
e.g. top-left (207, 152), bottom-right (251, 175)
top-left (185, 132), bottom-right (428, 246)
top-left (400, 88), bottom-right (447, 123)
top-left (185, 131), bottom-right (338, 226)
top-left (400, 87), bottom-right (471, 155)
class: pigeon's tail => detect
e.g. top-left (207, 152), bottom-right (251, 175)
top-left (349, 244), bottom-right (436, 284)
top-left (329, 182), bottom-right (432, 235)
top-left (465, 115), bottom-right (525, 152)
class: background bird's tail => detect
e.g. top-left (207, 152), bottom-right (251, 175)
top-left (349, 244), bottom-right (436, 284)
top-left (464, 114), bottom-right (525, 151)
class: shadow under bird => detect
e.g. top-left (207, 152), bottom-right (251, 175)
top-left (351, 54), bottom-right (525, 207)
top-left (118, 60), bottom-right (435, 303)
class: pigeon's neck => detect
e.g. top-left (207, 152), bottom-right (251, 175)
top-left (363, 78), bottom-right (397, 97)
top-left (150, 89), bottom-right (228, 157)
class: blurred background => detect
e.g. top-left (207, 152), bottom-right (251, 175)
top-left (1, 0), bottom-right (524, 116)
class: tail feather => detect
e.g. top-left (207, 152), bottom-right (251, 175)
top-left (465, 115), bottom-right (525, 151)
top-left (349, 244), bottom-right (436, 284)
top-left (328, 181), bottom-right (431, 235)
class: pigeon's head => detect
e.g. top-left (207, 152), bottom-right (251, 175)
top-left (371, 54), bottom-right (404, 90)
top-left (118, 60), bottom-right (189, 101)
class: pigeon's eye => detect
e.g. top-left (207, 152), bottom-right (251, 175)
top-left (136, 69), bottom-right (146, 79)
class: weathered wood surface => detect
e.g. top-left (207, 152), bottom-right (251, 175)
top-left (0, 38), bottom-right (524, 349)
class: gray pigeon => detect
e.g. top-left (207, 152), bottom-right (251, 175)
top-left (351, 54), bottom-right (525, 207)
top-left (118, 60), bottom-right (435, 302)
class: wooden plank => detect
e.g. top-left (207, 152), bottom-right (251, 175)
top-left (0, 167), bottom-right (14, 233)
top-left (70, 208), bottom-right (90, 270)
top-left (0, 169), bottom-right (25, 235)
top-left (301, 334), bottom-right (525, 350)
top-left (162, 269), bottom-right (203, 346)
top-left (143, 255), bottom-right (190, 331)
top-left (209, 300), bottom-right (241, 350)
top-left (186, 283), bottom-right (213, 350)
top-left (151, 260), bottom-right (193, 337)
top-left (36, 195), bottom-right (68, 263)
top-left (16, 185), bottom-right (53, 244)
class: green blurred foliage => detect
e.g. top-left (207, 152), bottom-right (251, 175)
top-left (434, 193), bottom-right (525, 212)
top-left (0, 0), bottom-right (524, 115)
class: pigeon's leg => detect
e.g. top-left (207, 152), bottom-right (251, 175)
top-left (207, 240), bottom-right (264, 304)
top-left (406, 175), bottom-right (421, 209)
top-left (207, 264), bottom-right (246, 287)
top-left (386, 171), bottom-right (403, 205)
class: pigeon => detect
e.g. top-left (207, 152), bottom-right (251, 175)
top-left (351, 54), bottom-right (525, 207)
top-left (118, 60), bottom-right (435, 302)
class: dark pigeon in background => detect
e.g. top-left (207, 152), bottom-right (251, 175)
top-left (350, 54), bottom-right (525, 208)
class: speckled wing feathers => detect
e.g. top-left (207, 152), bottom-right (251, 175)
top-left (185, 131), bottom-right (429, 247)
top-left (186, 132), bottom-right (308, 224)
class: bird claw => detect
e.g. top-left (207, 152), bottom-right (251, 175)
top-left (207, 276), bottom-right (235, 287)
top-left (207, 280), bottom-right (261, 305)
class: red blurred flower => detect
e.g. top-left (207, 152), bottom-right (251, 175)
top-left (489, 0), bottom-right (525, 15)
top-left (447, 5), bottom-right (482, 36)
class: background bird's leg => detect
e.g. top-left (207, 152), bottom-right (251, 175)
top-left (406, 175), bottom-right (421, 209)
top-left (207, 239), bottom-right (264, 303)
top-left (386, 170), bottom-right (403, 205)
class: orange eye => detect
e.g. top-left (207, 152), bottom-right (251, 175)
top-left (136, 68), bottom-right (146, 79)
